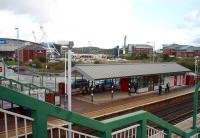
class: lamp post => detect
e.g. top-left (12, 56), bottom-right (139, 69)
top-left (147, 41), bottom-right (155, 63)
top-left (195, 56), bottom-right (199, 79)
top-left (193, 56), bottom-right (199, 129)
top-left (15, 28), bottom-right (20, 82)
top-left (57, 41), bottom-right (74, 136)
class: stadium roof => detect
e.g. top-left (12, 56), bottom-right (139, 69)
top-left (72, 62), bottom-right (191, 81)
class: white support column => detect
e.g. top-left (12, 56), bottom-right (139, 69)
top-left (68, 48), bottom-right (72, 137)
top-left (64, 51), bottom-right (67, 107)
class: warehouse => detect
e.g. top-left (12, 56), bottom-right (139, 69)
top-left (0, 38), bottom-right (42, 58)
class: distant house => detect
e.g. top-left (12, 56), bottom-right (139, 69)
top-left (127, 44), bottom-right (153, 56)
top-left (163, 44), bottom-right (200, 58)
top-left (15, 45), bottom-right (46, 62)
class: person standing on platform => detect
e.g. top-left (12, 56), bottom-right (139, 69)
top-left (159, 84), bottom-right (162, 95)
top-left (166, 82), bottom-right (170, 93)
top-left (133, 81), bottom-right (138, 94)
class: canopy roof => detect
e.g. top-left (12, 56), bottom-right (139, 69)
top-left (72, 62), bottom-right (191, 81)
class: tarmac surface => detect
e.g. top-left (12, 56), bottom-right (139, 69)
top-left (61, 85), bottom-right (195, 117)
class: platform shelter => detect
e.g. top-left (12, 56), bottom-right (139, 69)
top-left (71, 62), bottom-right (191, 94)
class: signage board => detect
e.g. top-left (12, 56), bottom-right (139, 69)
top-left (55, 96), bottom-right (61, 106)
top-left (38, 92), bottom-right (45, 101)
top-left (0, 40), bottom-right (7, 44)
top-left (3, 101), bottom-right (12, 109)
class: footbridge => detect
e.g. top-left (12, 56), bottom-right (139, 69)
top-left (0, 78), bottom-right (200, 138)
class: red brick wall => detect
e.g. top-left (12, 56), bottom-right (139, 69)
top-left (132, 48), bottom-right (153, 55)
top-left (16, 49), bottom-right (46, 62)
top-left (176, 52), bottom-right (194, 58)
top-left (194, 50), bottom-right (200, 57)
top-left (163, 48), bottom-right (176, 56)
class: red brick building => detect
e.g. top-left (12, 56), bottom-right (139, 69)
top-left (163, 48), bottom-right (176, 57)
top-left (176, 51), bottom-right (194, 58)
top-left (15, 45), bottom-right (46, 62)
top-left (128, 44), bottom-right (153, 56)
top-left (163, 44), bottom-right (200, 58)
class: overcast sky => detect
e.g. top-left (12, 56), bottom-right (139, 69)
top-left (0, 0), bottom-right (200, 49)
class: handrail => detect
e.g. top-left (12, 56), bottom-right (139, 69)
top-left (0, 86), bottom-right (107, 132)
top-left (0, 76), bottom-right (55, 92)
top-left (0, 108), bottom-right (34, 121)
top-left (101, 110), bottom-right (187, 137)
top-left (1, 84), bottom-right (200, 138)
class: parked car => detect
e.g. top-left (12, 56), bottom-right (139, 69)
top-left (71, 79), bottom-right (89, 89)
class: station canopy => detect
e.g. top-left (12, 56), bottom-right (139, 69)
top-left (72, 62), bottom-right (191, 81)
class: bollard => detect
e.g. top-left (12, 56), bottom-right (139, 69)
top-left (128, 87), bottom-right (131, 96)
top-left (55, 77), bottom-right (57, 92)
top-left (91, 92), bottom-right (94, 103)
top-left (111, 85), bottom-right (114, 99)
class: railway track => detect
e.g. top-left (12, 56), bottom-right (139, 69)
top-left (74, 91), bottom-right (200, 135)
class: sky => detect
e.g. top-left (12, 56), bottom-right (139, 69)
top-left (0, 0), bottom-right (200, 49)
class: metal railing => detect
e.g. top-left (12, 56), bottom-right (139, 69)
top-left (0, 108), bottom-right (33, 138)
top-left (190, 133), bottom-right (200, 138)
top-left (112, 124), bottom-right (139, 138)
top-left (0, 76), bottom-right (55, 104)
top-left (147, 126), bottom-right (165, 138)
top-left (48, 123), bottom-right (99, 138)
top-left (0, 107), bottom-right (99, 138)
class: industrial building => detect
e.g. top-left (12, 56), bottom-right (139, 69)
top-left (163, 44), bottom-right (200, 58)
top-left (0, 38), bottom-right (42, 59)
top-left (127, 44), bottom-right (153, 56)
top-left (15, 45), bottom-right (46, 62)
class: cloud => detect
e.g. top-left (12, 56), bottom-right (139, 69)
top-left (193, 37), bottom-right (200, 45)
top-left (185, 10), bottom-right (200, 23)
top-left (0, 0), bottom-right (55, 23)
top-left (176, 9), bottom-right (200, 45)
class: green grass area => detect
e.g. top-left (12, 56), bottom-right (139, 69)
top-left (6, 60), bottom-right (18, 65)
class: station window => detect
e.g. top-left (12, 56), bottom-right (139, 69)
top-left (130, 76), bottom-right (148, 88)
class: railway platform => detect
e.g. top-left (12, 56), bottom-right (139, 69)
top-left (66, 86), bottom-right (195, 118)
top-left (175, 113), bottom-right (200, 131)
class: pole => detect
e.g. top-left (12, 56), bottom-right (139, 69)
top-left (193, 56), bottom-right (199, 129)
top-left (15, 28), bottom-right (20, 82)
top-left (64, 51), bottom-right (67, 108)
top-left (55, 77), bottom-right (57, 92)
top-left (68, 49), bottom-right (72, 111)
top-left (41, 75), bottom-right (43, 87)
top-left (3, 58), bottom-right (6, 77)
top-left (147, 41), bottom-right (155, 63)
top-left (68, 48), bottom-right (72, 137)
top-left (153, 42), bottom-right (155, 63)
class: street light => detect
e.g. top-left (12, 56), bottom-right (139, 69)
top-left (194, 56), bottom-right (199, 81)
top-left (193, 56), bottom-right (199, 129)
top-left (147, 41), bottom-right (155, 63)
top-left (57, 40), bottom-right (74, 136)
top-left (15, 28), bottom-right (20, 82)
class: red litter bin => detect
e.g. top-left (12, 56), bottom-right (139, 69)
top-left (58, 82), bottom-right (66, 95)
